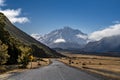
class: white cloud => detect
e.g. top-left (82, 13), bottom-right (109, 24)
top-left (0, 0), bottom-right (29, 24)
top-left (89, 24), bottom-right (120, 41)
top-left (0, 0), bottom-right (5, 6)
top-left (54, 38), bottom-right (66, 43)
top-left (76, 34), bottom-right (88, 39)
top-left (0, 8), bottom-right (29, 23)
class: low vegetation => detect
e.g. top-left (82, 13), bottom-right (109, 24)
top-left (59, 53), bottom-right (120, 80)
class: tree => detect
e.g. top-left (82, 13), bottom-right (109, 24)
top-left (17, 46), bottom-right (31, 68)
top-left (0, 40), bottom-right (9, 65)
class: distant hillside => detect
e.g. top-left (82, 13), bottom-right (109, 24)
top-left (0, 13), bottom-right (62, 64)
top-left (84, 35), bottom-right (120, 52)
top-left (83, 35), bottom-right (120, 56)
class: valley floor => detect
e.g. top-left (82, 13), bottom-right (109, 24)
top-left (0, 55), bottom-right (120, 80)
top-left (59, 53), bottom-right (120, 80)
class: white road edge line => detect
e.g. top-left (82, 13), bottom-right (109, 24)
top-left (57, 66), bottom-right (65, 80)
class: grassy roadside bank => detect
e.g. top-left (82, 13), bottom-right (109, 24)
top-left (58, 54), bottom-right (120, 80)
top-left (0, 58), bottom-right (51, 80)
top-left (27, 58), bottom-right (51, 69)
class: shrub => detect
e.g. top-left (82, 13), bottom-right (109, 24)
top-left (72, 62), bottom-right (74, 64)
top-left (76, 62), bottom-right (78, 64)
top-left (17, 46), bottom-right (31, 68)
top-left (0, 40), bottom-right (9, 65)
top-left (82, 62), bottom-right (86, 65)
top-left (99, 62), bottom-right (102, 65)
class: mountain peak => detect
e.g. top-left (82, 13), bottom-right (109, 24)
top-left (63, 26), bottom-right (72, 29)
top-left (32, 27), bottom-right (88, 49)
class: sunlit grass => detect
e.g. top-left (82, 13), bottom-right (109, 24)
top-left (59, 53), bottom-right (120, 80)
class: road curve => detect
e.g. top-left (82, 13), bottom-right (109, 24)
top-left (6, 60), bottom-right (104, 80)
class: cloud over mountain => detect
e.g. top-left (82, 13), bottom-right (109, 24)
top-left (89, 24), bottom-right (120, 41)
top-left (0, 0), bottom-right (29, 23)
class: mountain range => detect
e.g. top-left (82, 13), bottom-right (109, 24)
top-left (84, 35), bottom-right (120, 52)
top-left (31, 26), bottom-right (120, 56)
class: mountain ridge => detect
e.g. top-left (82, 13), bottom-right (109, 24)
top-left (84, 35), bottom-right (120, 52)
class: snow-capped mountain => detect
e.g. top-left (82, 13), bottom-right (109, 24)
top-left (31, 26), bottom-right (120, 56)
top-left (31, 27), bottom-right (88, 49)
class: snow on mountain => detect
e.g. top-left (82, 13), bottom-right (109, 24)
top-left (76, 34), bottom-right (88, 39)
top-left (31, 33), bottom-right (42, 40)
top-left (31, 27), bottom-right (88, 49)
top-left (54, 38), bottom-right (66, 43)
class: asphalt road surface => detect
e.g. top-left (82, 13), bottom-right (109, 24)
top-left (5, 60), bottom-right (105, 80)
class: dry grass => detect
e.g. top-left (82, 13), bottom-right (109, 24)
top-left (59, 53), bottom-right (120, 80)
top-left (27, 58), bottom-right (50, 69)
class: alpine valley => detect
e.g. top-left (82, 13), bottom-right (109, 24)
top-left (31, 27), bottom-right (120, 56)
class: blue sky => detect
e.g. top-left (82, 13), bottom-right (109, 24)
top-left (1, 0), bottom-right (120, 35)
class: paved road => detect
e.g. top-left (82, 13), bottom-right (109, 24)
top-left (6, 60), bottom-right (104, 80)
